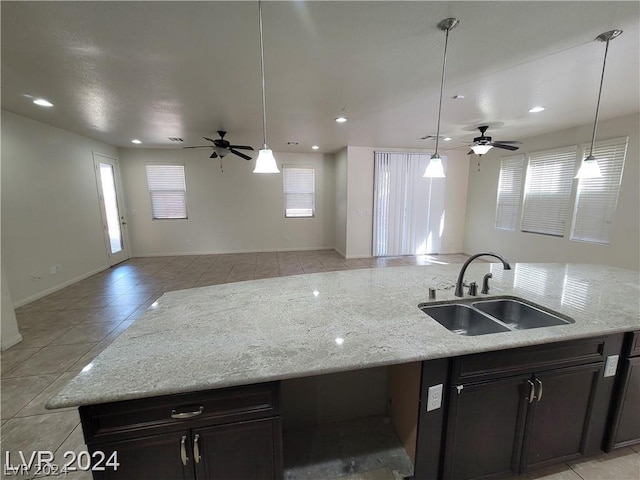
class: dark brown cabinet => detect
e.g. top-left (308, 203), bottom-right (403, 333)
top-left (428, 335), bottom-right (624, 480)
top-left (79, 382), bottom-right (282, 480)
top-left (607, 331), bottom-right (640, 450)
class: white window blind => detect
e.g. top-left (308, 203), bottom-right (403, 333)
top-left (283, 166), bottom-right (315, 218)
top-left (571, 137), bottom-right (627, 244)
top-left (521, 146), bottom-right (576, 237)
top-left (495, 155), bottom-right (525, 231)
top-left (145, 164), bottom-right (187, 219)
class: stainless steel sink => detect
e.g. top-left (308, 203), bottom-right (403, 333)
top-left (419, 304), bottom-right (510, 336)
top-left (419, 297), bottom-right (574, 336)
top-left (472, 298), bottom-right (574, 330)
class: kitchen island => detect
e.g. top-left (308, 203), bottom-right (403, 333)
top-left (48, 262), bottom-right (640, 479)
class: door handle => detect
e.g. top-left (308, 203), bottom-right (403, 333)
top-left (535, 378), bottom-right (543, 402)
top-left (180, 435), bottom-right (189, 466)
top-left (193, 434), bottom-right (201, 464)
top-left (527, 379), bottom-right (536, 403)
top-left (171, 406), bottom-right (204, 419)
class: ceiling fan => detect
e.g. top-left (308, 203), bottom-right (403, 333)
top-left (467, 126), bottom-right (521, 155)
top-left (184, 131), bottom-right (254, 160)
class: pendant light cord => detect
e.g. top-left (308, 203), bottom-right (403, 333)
top-left (258, 0), bottom-right (268, 149)
top-left (588, 37), bottom-right (611, 158)
top-left (434, 23), bottom-right (454, 157)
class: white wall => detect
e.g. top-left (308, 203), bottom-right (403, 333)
top-left (118, 148), bottom-right (336, 255)
top-left (342, 146), bottom-right (470, 258)
top-left (1, 111), bottom-right (119, 306)
top-left (334, 147), bottom-right (348, 257)
top-left (463, 113), bottom-right (640, 269)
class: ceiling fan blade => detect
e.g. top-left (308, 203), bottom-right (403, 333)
top-left (228, 145), bottom-right (254, 150)
top-left (203, 137), bottom-right (217, 143)
top-left (492, 143), bottom-right (520, 151)
top-left (183, 146), bottom-right (212, 149)
top-left (230, 149), bottom-right (252, 161)
top-left (467, 150), bottom-right (474, 155)
top-left (209, 151), bottom-right (218, 159)
top-left (493, 140), bottom-right (522, 144)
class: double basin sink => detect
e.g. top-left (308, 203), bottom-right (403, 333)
top-left (419, 297), bottom-right (574, 336)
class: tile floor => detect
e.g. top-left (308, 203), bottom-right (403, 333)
top-left (1, 250), bottom-right (638, 480)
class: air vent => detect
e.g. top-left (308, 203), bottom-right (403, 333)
top-left (168, 137), bottom-right (184, 142)
top-left (287, 141), bottom-right (300, 146)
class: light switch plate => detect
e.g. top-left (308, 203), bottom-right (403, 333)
top-left (427, 384), bottom-right (443, 411)
top-left (604, 355), bottom-right (619, 377)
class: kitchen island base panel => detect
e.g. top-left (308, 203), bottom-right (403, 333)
top-left (282, 415), bottom-right (413, 479)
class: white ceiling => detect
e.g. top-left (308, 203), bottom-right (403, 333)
top-left (2, 1), bottom-right (639, 155)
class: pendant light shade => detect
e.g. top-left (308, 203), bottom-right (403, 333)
top-left (253, 1), bottom-right (279, 174)
top-left (422, 18), bottom-right (459, 178)
top-left (254, 148), bottom-right (279, 173)
top-left (423, 154), bottom-right (446, 178)
top-left (575, 29), bottom-right (622, 179)
top-left (470, 144), bottom-right (493, 155)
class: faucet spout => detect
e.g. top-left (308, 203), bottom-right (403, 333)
top-left (455, 252), bottom-right (511, 297)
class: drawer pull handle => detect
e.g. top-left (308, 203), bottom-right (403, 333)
top-left (536, 378), bottom-right (543, 402)
top-left (171, 406), bottom-right (204, 419)
top-left (180, 435), bottom-right (189, 466)
top-left (193, 434), bottom-right (201, 464)
top-left (527, 380), bottom-right (536, 403)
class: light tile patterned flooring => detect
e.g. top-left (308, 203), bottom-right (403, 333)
top-left (1, 250), bottom-right (638, 480)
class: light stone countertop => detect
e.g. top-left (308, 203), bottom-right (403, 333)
top-left (47, 262), bottom-right (640, 408)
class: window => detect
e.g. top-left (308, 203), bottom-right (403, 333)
top-left (495, 155), bottom-right (525, 231)
top-left (521, 146), bottom-right (576, 237)
top-left (145, 164), bottom-right (187, 219)
top-left (571, 137), bottom-right (627, 244)
top-left (283, 166), bottom-right (315, 217)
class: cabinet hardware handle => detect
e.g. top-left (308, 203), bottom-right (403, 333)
top-left (180, 435), bottom-right (189, 466)
top-left (527, 380), bottom-right (536, 403)
top-left (536, 378), bottom-right (543, 401)
top-left (456, 385), bottom-right (464, 394)
top-left (171, 406), bottom-right (204, 419)
top-left (193, 434), bottom-right (201, 464)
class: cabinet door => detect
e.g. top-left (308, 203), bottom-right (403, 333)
top-left (193, 417), bottom-right (281, 480)
top-left (520, 363), bottom-right (602, 471)
top-left (443, 376), bottom-right (530, 480)
top-left (89, 430), bottom-right (195, 480)
top-left (610, 357), bottom-right (640, 449)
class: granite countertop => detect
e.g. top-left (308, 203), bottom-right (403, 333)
top-left (48, 262), bottom-right (640, 409)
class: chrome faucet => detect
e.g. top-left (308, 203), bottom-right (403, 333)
top-left (455, 252), bottom-right (511, 297)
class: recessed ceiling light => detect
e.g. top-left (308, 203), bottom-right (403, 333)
top-left (131, 139), bottom-right (142, 144)
top-left (443, 137), bottom-right (452, 141)
top-left (312, 145), bottom-right (320, 150)
top-left (529, 106), bottom-right (545, 113)
top-left (33, 98), bottom-right (53, 107)
top-left (335, 116), bottom-right (348, 123)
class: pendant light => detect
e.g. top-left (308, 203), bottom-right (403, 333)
top-left (575, 29), bottom-right (622, 179)
top-left (423, 18), bottom-right (459, 179)
top-left (253, 0), bottom-right (279, 174)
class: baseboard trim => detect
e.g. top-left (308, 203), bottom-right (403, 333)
top-left (131, 247), bottom-right (337, 257)
top-left (1, 333), bottom-right (24, 351)
top-left (13, 264), bottom-right (110, 308)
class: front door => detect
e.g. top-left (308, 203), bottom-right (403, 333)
top-left (94, 153), bottom-right (130, 266)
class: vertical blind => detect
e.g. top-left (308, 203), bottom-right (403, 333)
top-left (571, 137), bottom-right (627, 244)
top-left (145, 164), bottom-right (187, 219)
top-left (283, 166), bottom-right (315, 217)
top-left (521, 146), bottom-right (576, 236)
top-left (495, 155), bottom-right (525, 231)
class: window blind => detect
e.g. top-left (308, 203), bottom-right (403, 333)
top-left (283, 166), bottom-right (315, 217)
top-left (521, 146), bottom-right (576, 237)
top-left (570, 137), bottom-right (627, 244)
top-left (495, 155), bottom-right (525, 231)
top-left (145, 164), bottom-right (187, 219)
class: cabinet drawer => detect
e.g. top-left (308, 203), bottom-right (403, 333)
top-left (627, 331), bottom-right (640, 357)
top-left (453, 337), bottom-right (608, 383)
top-left (80, 382), bottom-right (279, 443)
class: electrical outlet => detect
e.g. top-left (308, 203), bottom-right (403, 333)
top-left (604, 355), bottom-right (619, 377)
top-left (30, 274), bottom-right (42, 282)
top-left (427, 384), bottom-right (443, 412)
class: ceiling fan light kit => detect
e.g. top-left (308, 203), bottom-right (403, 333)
top-left (575, 29), bottom-right (622, 179)
top-left (423, 17), bottom-right (459, 178)
top-left (253, 0), bottom-right (280, 174)
top-left (470, 144), bottom-right (493, 155)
